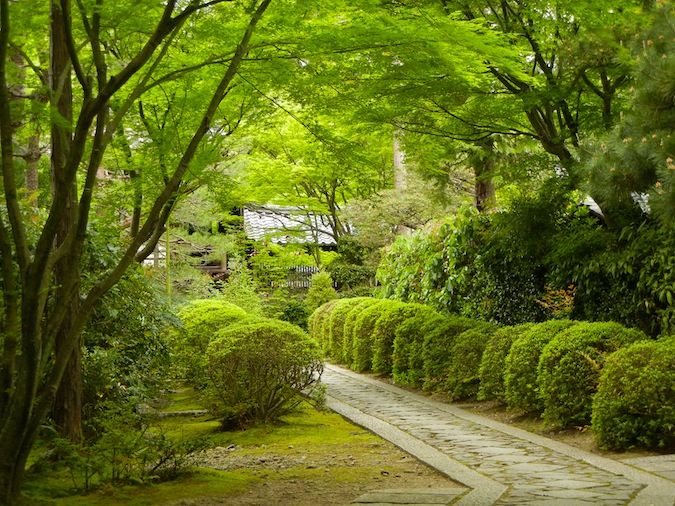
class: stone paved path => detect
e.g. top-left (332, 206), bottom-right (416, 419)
top-left (322, 365), bottom-right (675, 506)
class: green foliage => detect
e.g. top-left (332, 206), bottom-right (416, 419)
top-left (538, 322), bottom-right (648, 428)
top-left (307, 299), bottom-right (340, 354)
top-left (392, 309), bottom-right (443, 387)
top-left (220, 267), bottom-right (264, 316)
top-left (444, 326), bottom-right (498, 401)
top-left (372, 303), bottom-right (429, 375)
top-left (503, 320), bottom-right (579, 414)
top-left (206, 320), bottom-right (323, 428)
top-left (174, 299), bottom-right (249, 387)
top-left (351, 300), bottom-right (391, 372)
top-left (263, 289), bottom-right (309, 329)
top-left (305, 271), bottom-right (338, 313)
top-left (477, 324), bottom-right (534, 402)
top-left (342, 298), bottom-right (382, 365)
top-left (326, 298), bottom-right (370, 362)
top-left (592, 338), bottom-right (675, 450)
top-left (422, 316), bottom-right (485, 392)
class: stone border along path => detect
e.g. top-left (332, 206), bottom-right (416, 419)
top-left (322, 364), bottom-right (675, 506)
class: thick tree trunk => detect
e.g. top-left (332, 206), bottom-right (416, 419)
top-left (472, 139), bottom-right (496, 212)
top-left (50, 0), bottom-right (82, 443)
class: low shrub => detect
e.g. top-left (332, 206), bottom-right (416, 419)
top-left (308, 299), bottom-right (340, 353)
top-left (327, 298), bottom-right (369, 362)
top-left (372, 303), bottom-right (430, 375)
top-left (478, 324), bottom-right (534, 402)
top-left (174, 299), bottom-right (249, 387)
top-left (444, 325), bottom-right (498, 401)
top-left (592, 338), bottom-right (675, 450)
top-left (206, 320), bottom-right (323, 428)
top-left (538, 322), bottom-right (648, 428)
top-left (503, 320), bottom-right (578, 413)
top-left (342, 298), bottom-right (381, 365)
top-left (392, 309), bottom-right (443, 387)
top-left (352, 300), bottom-right (392, 372)
top-left (422, 316), bottom-right (485, 392)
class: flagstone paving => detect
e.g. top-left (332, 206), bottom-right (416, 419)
top-left (322, 364), bottom-right (675, 506)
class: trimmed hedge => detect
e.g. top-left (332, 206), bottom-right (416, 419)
top-left (444, 325), bottom-right (497, 401)
top-left (308, 299), bottom-right (340, 353)
top-left (207, 320), bottom-right (323, 428)
top-left (478, 323), bottom-right (534, 402)
top-left (352, 300), bottom-right (395, 372)
top-left (327, 297), bottom-right (369, 362)
top-left (372, 303), bottom-right (430, 375)
top-left (503, 320), bottom-right (578, 414)
top-left (342, 298), bottom-right (381, 365)
top-left (538, 321), bottom-right (647, 428)
top-left (392, 310), bottom-right (443, 387)
top-left (423, 317), bottom-right (487, 392)
top-left (175, 299), bottom-right (249, 387)
top-left (592, 338), bottom-right (675, 450)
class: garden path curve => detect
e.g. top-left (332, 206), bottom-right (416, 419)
top-left (322, 364), bottom-right (675, 506)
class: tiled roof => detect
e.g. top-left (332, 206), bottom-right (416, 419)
top-left (243, 205), bottom-right (336, 246)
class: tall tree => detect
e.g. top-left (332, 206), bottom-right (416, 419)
top-left (0, 0), bottom-right (274, 502)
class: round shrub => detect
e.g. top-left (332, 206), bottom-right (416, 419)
top-left (206, 320), bottom-right (323, 428)
top-left (503, 320), bottom-right (578, 413)
top-left (308, 299), bottom-right (340, 353)
top-left (175, 299), bottom-right (249, 387)
top-left (352, 299), bottom-right (393, 372)
top-left (478, 323), bottom-right (534, 402)
top-left (422, 316), bottom-right (485, 392)
top-left (327, 297), bottom-right (369, 362)
top-left (592, 339), bottom-right (675, 450)
top-left (372, 303), bottom-right (430, 375)
top-left (538, 321), bottom-right (648, 428)
top-left (393, 309), bottom-right (443, 387)
top-left (444, 325), bottom-right (497, 401)
top-left (342, 298), bottom-right (381, 365)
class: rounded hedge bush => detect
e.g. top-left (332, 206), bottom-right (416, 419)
top-left (175, 299), bottom-right (249, 387)
top-left (444, 325), bottom-right (497, 401)
top-left (503, 319), bottom-right (578, 414)
top-left (478, 323), bottom-right (534, 402)
top-left (206, 320), bottom-right (323, 428)
top-left (342, 298), bottom-right (381, 365)
top-left (372, 303), bottom-right (430, 375)
top-left (308, 299), bottom-right (340, 353)
top-left (422, 316), bottom-right (486, 392)
top-left (392, 309), bottom-right (443, 387)
top-left (538, 321), bottom-right (648, 428)
top-left (352, 299), bottom-right (395, 372)
top-left (327, 297), bottom-right (369, 362)
top-left (592, 338), bottom-right (675, 450)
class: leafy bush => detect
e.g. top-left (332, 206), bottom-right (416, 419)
top-left (327, 297), bottom-right (369, 362)
top-left (503, 320), bottom-right (578, 414)
top-left (443, 325), bottom-right (497, 401)
top-left (220, 267), bottom-right (264, 315)
top-left (478, 324), bottom-right (534, 402)
top-left (592, 338), bottom-right (675, 450)
top-left (422, 316), bottom-right (484, 392)
top-left (392, 309), bottom-right (443, 387)
top-left (538, 322), bottom-right (648, 428)
top-left (305, 271), bottom-right (338, 312)
top-left (372, 303), bottom-right (430, 375)
top-left (206, 320), bottom-right (323, 428)
top-left (174, 299), bottom-right (249, 387)
top-left (342, 298), bottom-right (381, 365)
top-left (351, 299), bottom-right (392, 372)
top-left (308, 299), bottom-right (340, 353)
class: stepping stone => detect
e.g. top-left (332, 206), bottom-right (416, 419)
top-left (351, 488), bottom-right (466, 504)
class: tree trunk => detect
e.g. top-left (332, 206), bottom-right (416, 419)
top-left (49, 0), bottom-right (82, 443)
top-left (472, 139), bottom-right (496, 212)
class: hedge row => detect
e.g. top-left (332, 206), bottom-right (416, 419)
top-left (309, 298), bottom-right (674, 451)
